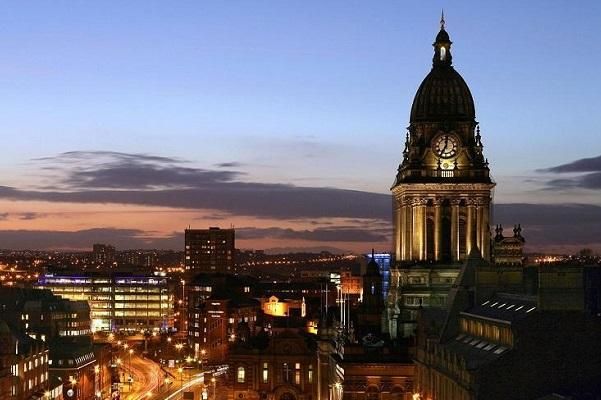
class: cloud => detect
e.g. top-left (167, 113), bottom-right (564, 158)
top-left (8, 151), bottom-right (394, 221)
top-left (18, 212), bottom-right (45, 220)
top-left (538, 155), bottom-right (601, 190)
top-left (34, 150), bottom-right (242, 190)
top-left (237, 226), bottom-right (390, 242)
top-left (0, 228), bottom-right (183, 250)
top-left (495, 203), bottom-right (601, 248)
top-left (544, 173), bottom-right (601, 190)
top-left (215, 162), bottom-right (244, 168)
top-left (539, 155), bottom-right (601, 173)
top-left (4, 151), bottom-right (601, 252)
top-left (33, 151), bottom-right (182, 165)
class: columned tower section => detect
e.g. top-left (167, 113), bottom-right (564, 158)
top-left (392, 20), bottom-right (494, 264)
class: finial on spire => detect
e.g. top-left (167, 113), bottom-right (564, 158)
top-left (440, 9), bottom-right (445, 30)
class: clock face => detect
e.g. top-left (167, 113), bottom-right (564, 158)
top-left (433, 133), bottom-right (459, 158)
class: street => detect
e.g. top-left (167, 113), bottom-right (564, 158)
top-left (119, 353), bottom-right (163, 400)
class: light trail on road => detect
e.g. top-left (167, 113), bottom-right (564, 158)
top-left (120, 354), bottom-right (163, 400)
top-left (161, 372), bottom-right (205, 400)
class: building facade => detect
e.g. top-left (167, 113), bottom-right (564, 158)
top-left (228, 330), bottom-right (318, 400)
top-left (92, 244), bottom-right (116, 267)
top-left (38, 272), bottom-right (174, 332)
top-left (387, 17), bottom-right (494, 339)
top-left (414, 252), bottom-right (601, 400)
top-left (0, 320), bottom-right (50, 400)
top-left (185, 227), bottom-right (235, 272)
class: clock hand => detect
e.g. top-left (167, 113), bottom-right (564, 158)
top-left (443, 135), bottom-right (450, 153)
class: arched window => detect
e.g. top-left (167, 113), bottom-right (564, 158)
top-left (440, 46), bottom-right (446, 61)
top-left (280, 393), bottom-right (296, 400)
top-left (391, 386), bottom-right (405, 400)
top-left (237, 366), bottom-right (245, 383)
top-left (366, 386), bottom-right (380, 400)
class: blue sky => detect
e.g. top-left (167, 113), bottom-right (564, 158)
top-left (0, 1), bottom-right (600, 252)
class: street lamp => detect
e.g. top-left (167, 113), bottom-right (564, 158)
top-left (200, 349), bottom-right (206, 371)
top-left (211, 377), bottom-right (216, 400)
top-left (178, 367), bottom-right (184, 389)
top-left (175, 343), bottom-right (184, 363)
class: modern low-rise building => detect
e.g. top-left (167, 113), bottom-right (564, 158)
top-left (38, 271), bottom-right (174, 332)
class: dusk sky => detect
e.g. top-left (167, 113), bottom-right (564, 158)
top-left (1, 1), bottom-right (601, 253)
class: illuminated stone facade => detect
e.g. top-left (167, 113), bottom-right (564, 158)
top-left (387, 19), bottom-right (494, 339)
top-left (227, 330), bottom-right (317, 400)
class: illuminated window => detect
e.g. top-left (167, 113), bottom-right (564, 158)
top-left (262, 363), bottom-right (269, 383)
top-left (294, 363), bottom-right (301, 385)
top-left (440, 46), bottom-right (446, 61)
top-left (308, 364), bottom-right (313, 383)
top-left (282, 363), bottom-right (291, 383)
top-left (237, 366), bottom-right (245, 383)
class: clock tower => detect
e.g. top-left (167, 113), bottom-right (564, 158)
top-left (387, 16), bottom-right (495, 338)
top-left (392, 17), bottom-right (494, 264)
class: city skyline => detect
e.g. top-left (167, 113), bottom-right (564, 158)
top-left (1, 2), bottom-right (601, 253)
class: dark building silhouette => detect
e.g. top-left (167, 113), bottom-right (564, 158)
top-left (355, 251), bottom-right (385, 337)
top-left (93, 243), bottom-right (116, 266)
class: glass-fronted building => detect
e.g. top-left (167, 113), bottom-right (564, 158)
top-left (364, 252), bottom-right (392, 300)
top-left (38, 272), bottom-right (174, 332)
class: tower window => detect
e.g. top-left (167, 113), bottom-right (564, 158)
top-left (237, 366), bottom-right (245, 383)
top-left (440, 46), bottom-right (446, 61)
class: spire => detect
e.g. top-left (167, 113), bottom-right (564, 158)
top-left (433, 12), bottom-right (452, 67)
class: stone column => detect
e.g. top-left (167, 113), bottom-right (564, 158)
top-left (466, 203), bottom-right (475, 255)
top-left (400, 203), bottom-right (406, 260)
top-left (419, 200), bottom-right (428, 260)
top-left (481, 201), bottom-right (490, 260)
top-left (394, 204), bottom-right (401, 262)
top-left (412, 200), bottom-right (420, 260)
top-left (476, 205), bottom-right (483, 251)
top-left (434, 201), bottom-right (442, 261)
top-left (408, 204), bottom-right (414, 260)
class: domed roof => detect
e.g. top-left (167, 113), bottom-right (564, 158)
top-left (435, 28), bottom-right (450, 43)
top-left (409, 25), bottom-right (475, 123)
top-left (410, 67), bottom-right (475, 122)
top-left (0, 320), bottom-right (11, 335)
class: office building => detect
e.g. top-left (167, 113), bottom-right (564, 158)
top-left (38, 271), bottom-right (174, 332)
top-left (92, 244), bottom-right (116, 266)
top-left (185, 227), bottom-right (235, 272)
